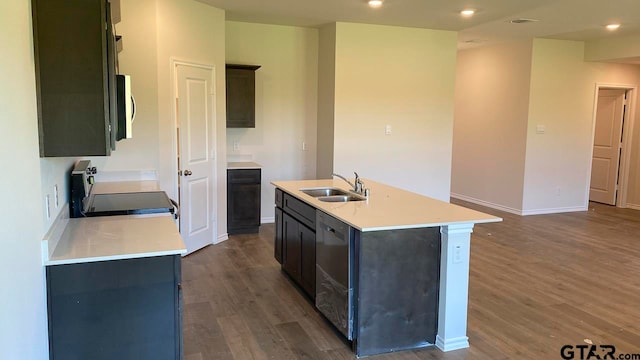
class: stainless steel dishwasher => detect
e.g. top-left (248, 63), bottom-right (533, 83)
top-left (315, 211), bottom-right (355, 340)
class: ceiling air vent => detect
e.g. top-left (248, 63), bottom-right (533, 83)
top-left (509, 18), bottom-right (540, 24)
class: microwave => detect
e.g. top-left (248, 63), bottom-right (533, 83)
top-left (116, 74), bottom-right (136, 140)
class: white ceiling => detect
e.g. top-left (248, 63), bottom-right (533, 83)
top-left (197, 0), bottom-right (640, 52)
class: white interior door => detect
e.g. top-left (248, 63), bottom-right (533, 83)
top-left (176, 63), bottom-right (215, 254)
top-left (590, 89), bottom-right (626, 205)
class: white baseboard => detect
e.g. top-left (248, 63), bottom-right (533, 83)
top-left (451, 193), bottom-right (587, 216)
top-left (435, 335), bottom-right (469, 352)
top-left (626, 203), bottom-right (640, 211)
top-left (215, 233), bottom-right (228, 244)
top-left (450, 193), bottom-right (522, 215)
top-left (521, 206), bottom-right (587, 215)
top-left (261, 217), bottom-right (275, 224)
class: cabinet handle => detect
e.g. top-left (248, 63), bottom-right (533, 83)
top-left (326, 226), bottom-right (336, 233)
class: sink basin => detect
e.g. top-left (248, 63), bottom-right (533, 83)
top-left (300, 187), bottom-right (350, 197)
top-left (317, 194), bottom-right (366, 202)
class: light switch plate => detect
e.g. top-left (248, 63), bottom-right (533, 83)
top-left (536, 124), bottom-right (545, 134)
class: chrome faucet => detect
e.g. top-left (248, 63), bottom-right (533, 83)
top-left (332, 172), bottom-right (368, 196)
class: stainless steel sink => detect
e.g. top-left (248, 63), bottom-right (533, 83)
top-left (300, 187), bottom-right (350, 197)
top-left (317, 194), bottom-right (366, 202)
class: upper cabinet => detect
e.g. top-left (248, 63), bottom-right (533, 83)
top-left (226, 64), bottom-right (261, 128)
top-left (32, 0), bottom-right (118, 157)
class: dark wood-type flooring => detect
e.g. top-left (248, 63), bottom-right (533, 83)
top-left (182, 201), bottom-right (640, 359)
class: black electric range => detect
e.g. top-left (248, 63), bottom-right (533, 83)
top-left (70, 160), bottom-right (176, 218)
top-left (85, 191), bottom-right (175, 217)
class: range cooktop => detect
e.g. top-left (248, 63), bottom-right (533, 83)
top-left (85, 191), bottom-right (174, 217)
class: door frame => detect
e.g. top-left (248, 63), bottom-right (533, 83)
top-left (170, 59), bottom-right (218, 246)
top-left (586, 83), bottom-right (637, 208)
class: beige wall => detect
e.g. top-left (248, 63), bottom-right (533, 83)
top-left (316, 23), bottom-right (337, 179)
top-left (226, 21), bottom-right (318, 221)
top-left (155, 0), bottom-right (227, 239)
top-left (0, 0), bottom-right (48, 357)
top-left (452, 41), bottom-right (532, 212)
top-left (585, 34), bottom-right (640, 63)
top-left (89, 0), bottom-right (227, 238)
top-left (88, 0), bottom-right (161, 175)
top-left (589, 63), bottom-right (640, 208)
top-left (523, 39), bottom-right (640, 212)
top-left (332, 23), bottom-right (458, 201)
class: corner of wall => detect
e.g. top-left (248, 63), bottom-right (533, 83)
top-left (316, 23), bottom-right (337, 178)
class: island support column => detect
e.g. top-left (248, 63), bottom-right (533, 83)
top-left (436, 223), bottom-right (474, 351)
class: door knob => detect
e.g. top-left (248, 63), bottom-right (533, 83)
top-left (183, 170), bottom-right (193, 176)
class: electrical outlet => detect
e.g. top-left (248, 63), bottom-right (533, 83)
top-left (556, 186), bottom-right (561, 197)
top-left (453, 245), bottom-right (463, 264)
top-left (233, 141), bottom-right (239, 152)
top-left (302, 141), bottom-right (307, 151)
top-left (45, 195), bottom-right (51, 219)
top-left (54, 184), bottom-right (59, 208)
top-left (385, 125), bottom-right (392, 135)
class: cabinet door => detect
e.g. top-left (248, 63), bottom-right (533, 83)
top-left (32, 0), bottom-right (113, 157)
top-left (227, 169), bottom-right (261, 234)
top-left (226, 67), bottom-right (256, 128)
top-left (46, 255), bottom-right (181, 360)
top-left (227, 183), bottom-right (261, 231)
top-left (282, 212), bottom-right (301, 281)
top-left (274, 207), bottom-right (283, 264)
top-left (300, 224), bottom-right (316, 298)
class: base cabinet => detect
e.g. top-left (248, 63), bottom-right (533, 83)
top-left (227, 169), bottom-right (261, 234)
top-left (275, 189), bottom-right (316, 299)
top-left (46, 255), bottom-right (182, 360)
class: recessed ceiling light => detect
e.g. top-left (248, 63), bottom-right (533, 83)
top-left (460, 9), bottom-right (475, 17)
top-left (606, 23), bottom-right (621, 31)
top-left (368, 0), bottom-right (383, 8)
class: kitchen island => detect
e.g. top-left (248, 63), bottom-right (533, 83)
top-left (272, 178), bottom-right (501, 357)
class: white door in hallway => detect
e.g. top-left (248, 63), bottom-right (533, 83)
top-left (175, 63), bottom-right (216, 254)
top-left (590, 89), bottom-right (626, 205)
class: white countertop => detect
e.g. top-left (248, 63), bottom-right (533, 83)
top-left (46, 215), bottom-right (187, 266)
top-left (228, 161), bottom-right (261, 170)
top-left (272, 179), bottom-right (502, 232)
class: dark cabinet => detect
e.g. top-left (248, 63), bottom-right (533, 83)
top-left (275, 190), bottom-right (316, 299)
top-left (227, 169), bottom-right (261, 234)
top-left (226, 64), bottom-right (261, 128)
top-left (32, 0), bottom-right (118, 157)
top-left (274, 207), bottom-right (283, 264)
top-left (46, 255), bottom-right (182, 360)
top-left (283, 212), bottom-right (301, 279)
top-left (300, 224), bottom-right (316, 296)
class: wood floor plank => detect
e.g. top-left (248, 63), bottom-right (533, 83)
top-left (275, 321), bottom-right (326, 360)
top-left (182, 201), bottom-right (640, 359)
top-left (217, 314), bottom-right (268, 360)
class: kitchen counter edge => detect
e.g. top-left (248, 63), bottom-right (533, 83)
top-left (272, 179), bottom-right (502, 232)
